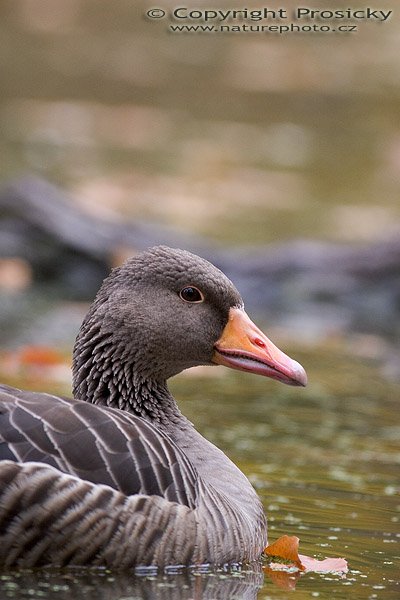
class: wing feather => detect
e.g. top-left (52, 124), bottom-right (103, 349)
top-left (0, 384), bottom-right (198, 508)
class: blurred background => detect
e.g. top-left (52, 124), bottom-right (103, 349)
top-left (1, 0), bottom-right (400, 356)
top-left (1, 0), bottom-right (400, 241)
top-left (1, 0), bottom-right (400, 374)
top-left (0, 1), bottom-right (399, 597)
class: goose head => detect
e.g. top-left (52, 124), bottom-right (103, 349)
top-left (72, 246), bottom-right (306, 413)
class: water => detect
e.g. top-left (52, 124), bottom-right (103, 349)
top-left (0, 346), bottom-right (398, 598)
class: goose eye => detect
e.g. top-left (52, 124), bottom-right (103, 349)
top-left (179, 286), bottom-right (204, 303)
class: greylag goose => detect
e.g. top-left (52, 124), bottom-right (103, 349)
top-left (0, 246), bottom-right (306, 568)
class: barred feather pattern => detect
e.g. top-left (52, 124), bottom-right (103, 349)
top-left (0, 385), bottom-right (266, 567)
top-left (0, 461), bottom-right (198, 567)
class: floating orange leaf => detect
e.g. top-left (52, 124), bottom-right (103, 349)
top-left (264, 535), bottom-right (304, 570)
top-left (264, 535), bottom-right (348, 574)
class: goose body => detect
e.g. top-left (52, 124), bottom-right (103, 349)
top-left (0, 246), bottom-right (306, 568)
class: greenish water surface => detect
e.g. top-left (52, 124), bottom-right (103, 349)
top-left (0, 347), bottom-right (398, 599)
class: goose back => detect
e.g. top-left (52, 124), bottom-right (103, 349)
top-left (0, 384), bottom-right (197, 506)
top-left (0, 384), bottom-right (267, 567)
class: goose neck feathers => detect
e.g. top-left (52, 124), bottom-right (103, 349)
top-left (72, 246), bottom-right (242, 419)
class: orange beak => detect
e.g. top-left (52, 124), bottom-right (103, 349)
top-left (212, 308), bottom-right (307, 387)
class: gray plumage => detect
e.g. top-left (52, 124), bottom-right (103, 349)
top-left (0, 246), bottom-right (267, 567)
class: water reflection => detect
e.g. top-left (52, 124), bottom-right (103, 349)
top-left (0, 564), bottom-right (265, 600)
